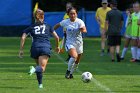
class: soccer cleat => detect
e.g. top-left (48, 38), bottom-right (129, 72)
top-left (69, 74), bottom-right (73, 79)
top-left (65, 70), bottom-right (70, 79)
top-left (116, 54), bottom-right (121, 62)
top-left (38, 84), bottom-right (43, 89)
top-left (112, 59), bottom-right (115, 62)
top-left (130, 58), bottom-right (136, 62)
top-left (136, 60), bottom-right (140, 62)
top-left (120, 57), bottom-right (124, 60)
top-left (28, 66), bottom-right (36, 76)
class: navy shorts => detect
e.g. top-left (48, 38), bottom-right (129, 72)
top-left (107, 35), bottom-right (121, 46)
top-left (30, 47), bottom-right (51, 59)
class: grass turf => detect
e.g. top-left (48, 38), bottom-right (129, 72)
top-left (0, 37), bottom-right (140, 93)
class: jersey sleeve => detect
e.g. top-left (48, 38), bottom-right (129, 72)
top-left (60, 20), bottom-right (66, 27)
top-left (23, 26), bottom-right (31, 34)
top-left (79, 19), bottom-right (85, 28)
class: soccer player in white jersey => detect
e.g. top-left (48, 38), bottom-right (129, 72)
top-left (54, 7), bottom-right (87, 79)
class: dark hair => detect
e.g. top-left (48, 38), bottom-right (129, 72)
top-left (110, 0), bottom-right (117, 6)
top-left (67, 7), bottom-right (78, 14)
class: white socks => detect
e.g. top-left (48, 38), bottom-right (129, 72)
top-left (131, 47), bottom-right (137, 59)
top-left (121, 47), bottom-right (128, 58)
top-left (68, 57), bottom-right (79, 74)
top-left (68, 57), bottom-right (75, 71)
top-left (137, 48), bottom-right (140, 60)
top-left (70, 63), bottom-right (79, 74)
top-left (122, 47), bottom-right (140, 60)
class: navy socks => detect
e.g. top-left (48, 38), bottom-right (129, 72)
top-left (35, 66), bottom-right (43, 84)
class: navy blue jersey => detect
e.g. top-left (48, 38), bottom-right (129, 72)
top-left (23, 22), bottom-right (54, 48)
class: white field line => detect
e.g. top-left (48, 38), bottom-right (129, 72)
top-left (52, 50), bottom-right (115, 93)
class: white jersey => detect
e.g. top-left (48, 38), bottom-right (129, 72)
top-left (60, 18), bottom-right (85, 45)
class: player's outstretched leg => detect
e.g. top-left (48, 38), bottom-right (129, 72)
top-left (65, 48), bottom-right (78, 79)
top-left (69, 54), bottom-right (82, 79)
top-left (28, 65), bottom-right (43, 88)
top-left (65, 57), bottom-right (75, 79)
top-left (69, 63), bottom-right (79, 79)
top-left (35, 66), bottom-right (43, 88)
top-left (36, 55), bottom-right (48, 88)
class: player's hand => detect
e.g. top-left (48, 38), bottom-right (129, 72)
top-left (19, 50), bottom-right (24, 58)
top-left (97, 19), bottom-right (101, 25)
top-left (55, 47), bottom-right (60, 54)
top-left (60, 48), bottom-right (64, 53)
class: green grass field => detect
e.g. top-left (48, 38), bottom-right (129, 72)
top-left (0, 37), bottom-right (140, 93)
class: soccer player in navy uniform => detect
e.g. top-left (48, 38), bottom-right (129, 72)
top-left (19, 9), bottom-right (60, 88)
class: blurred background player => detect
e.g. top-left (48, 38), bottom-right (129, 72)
top-left (19, 9), bottom-right (60, 88)
top-left (130, 2), bottom-right (140, 62)
top-left (95, 0), bottom-right (111, 56)
top-left (136, 2), bottom-right (140, 62)
top-left (63, 2), bottom-right (73, 61)
top-left (64, 2), bottom-right (73, 20)
top-left (121, 4), bottom-right (133, 60)
top-left (105, 0), bottom-right (124, 62)
top-left (54, 7), bottom-right (87, 79)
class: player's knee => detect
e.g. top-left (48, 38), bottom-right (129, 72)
top-left (70, 52), bottom-right (78, 59)
top-left (73, 54), bottom-right (78, 59)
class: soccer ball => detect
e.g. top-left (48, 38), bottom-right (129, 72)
top-left (81, 72), bottom-right (93, 83)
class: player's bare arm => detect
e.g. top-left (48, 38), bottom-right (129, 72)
top-left (19, 33), bottom-right (27, 58)
top-left (95, 16), bottom-right (100, 25)
top-left (80, 26), bottom-right (87, 33)
top-left (52, 31), bottom-right (60, 53)
top-left (53, 23), bottom-right (61, 30)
